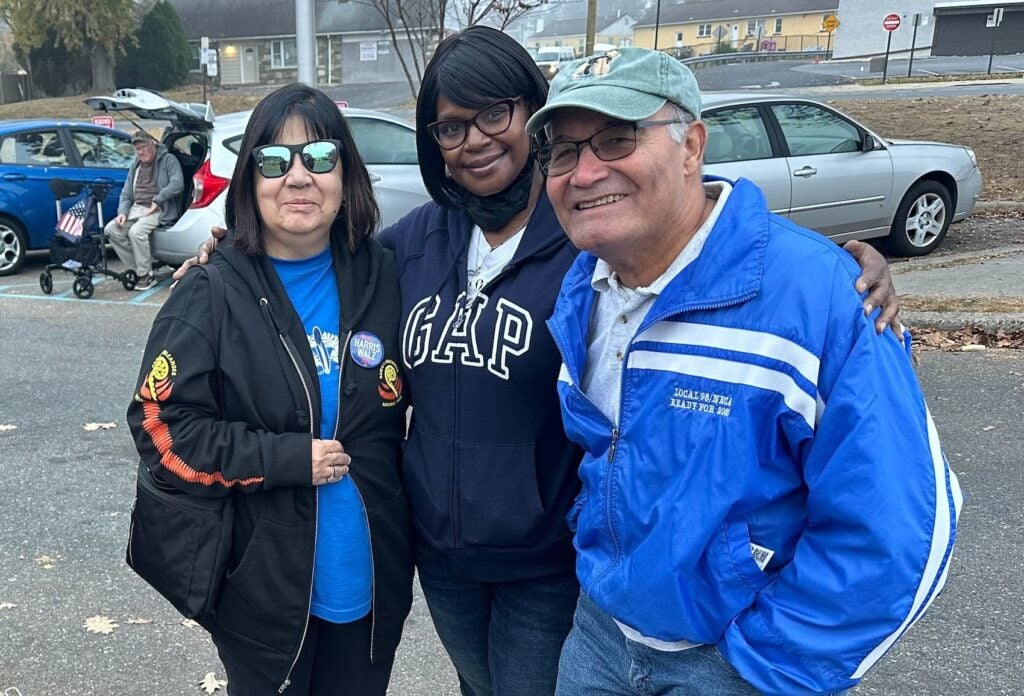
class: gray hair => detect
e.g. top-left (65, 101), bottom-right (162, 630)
top-left (665, 103), bottom-right (696, 143)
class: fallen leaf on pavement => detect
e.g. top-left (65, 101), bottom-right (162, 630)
top-left (84, 615), bottom-right (118, 634)
top-left (181, 619), bottom-right (200, 629)
top-left (198, 672), bottom-right (227, 693)
top-left (83, 422), bottom-right (117, 431)
top-left (0, 424), bottom-right (16, 432)
top-left (0, 602), bottom-right (16, 610)
top-left (35, 555), bottom-right (57, 569)
top-left (127, 617), bottom-right (153, 624)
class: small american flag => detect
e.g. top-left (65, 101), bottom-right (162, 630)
top-left (55, 196), bottom-right (94, 241)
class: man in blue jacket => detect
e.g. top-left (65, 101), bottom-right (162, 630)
top-left (526, 47), bottom-right (962, 695)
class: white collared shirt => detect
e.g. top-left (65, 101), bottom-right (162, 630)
top-left (579, 180), bottom-right (733, 651)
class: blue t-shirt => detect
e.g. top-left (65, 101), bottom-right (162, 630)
top-left (271, 246), bottom-right (372, 624)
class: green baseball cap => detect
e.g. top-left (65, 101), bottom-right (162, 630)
top-left (526, 47), bottom-right (702, 135)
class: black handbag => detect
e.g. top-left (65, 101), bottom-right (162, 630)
top-left (126, 264), bottom-right (232, 620)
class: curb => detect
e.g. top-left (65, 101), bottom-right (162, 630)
top-left (904, 310), bottom-right (1024, 332)
top-left (975, 200), bottom-right (1024, 212)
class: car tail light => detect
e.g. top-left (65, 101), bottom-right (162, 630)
top-left (191, 160), bottom-right (229, 208)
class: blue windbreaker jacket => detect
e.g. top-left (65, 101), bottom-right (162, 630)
top-left (547, 178), bottom-right (963, 695)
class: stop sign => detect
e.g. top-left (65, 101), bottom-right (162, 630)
top-left (883, 13), bottom-right (901, 31)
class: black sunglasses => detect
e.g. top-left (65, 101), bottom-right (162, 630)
top-left (428, 97), bottom-right (522, 150)
top-left (252, 139), bottom-right (343, 178)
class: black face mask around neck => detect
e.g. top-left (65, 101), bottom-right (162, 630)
top-left (450, 156), bottom-right (536, 231)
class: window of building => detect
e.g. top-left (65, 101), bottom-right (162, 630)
top-left (746, 19), bottom-right (765, 36)
top-left (774, 18), bottom-right (784, 34)
top-left (271, 39), bottom-right (297, 69)
top-left (189, 43), bottom-right (201, 71)
top-left (697, 23), bottom-right (711, 38)
top-left (676, 32), bottom-right (683, 42)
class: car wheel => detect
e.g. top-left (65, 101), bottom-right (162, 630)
top-left (884, 181), bottom-right (953, 257)
top-left (0, 217), bottom-right (27, 277)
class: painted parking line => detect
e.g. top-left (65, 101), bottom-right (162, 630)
top-left (128, 277), bottom-right (172, 303)
top-left (0, 291), bottom-right (164, 307)
top-left (0, 275), bottom-right (166, 306)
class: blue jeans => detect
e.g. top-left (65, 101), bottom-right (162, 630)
top-left (556, 593), bottom-right (760, 696)
top-left (416, 547), bottom-right (579, 696)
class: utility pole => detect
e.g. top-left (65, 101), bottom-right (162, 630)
top-left (654, 0), bottom-right (662, 50)
top-left (585, 0), bottom-right (598, 56)
top-left (296, 0), bottom-right (317, 86)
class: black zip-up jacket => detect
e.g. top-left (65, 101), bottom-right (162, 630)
top-left (378, 191), bottom-right (583, 582)
top-left (127, 234), bottom-right (413, 688)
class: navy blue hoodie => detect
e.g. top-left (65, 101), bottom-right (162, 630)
top-left (378, 191), bottom-right (582, 581)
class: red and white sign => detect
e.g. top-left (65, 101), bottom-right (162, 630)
top-left (883, 13), bottom-right (901, 31)
top-left (91, 115), bottom-right (114, 129)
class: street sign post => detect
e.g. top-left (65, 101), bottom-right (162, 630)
top-left (881, 13), bottom-right (900, 83)
top-left (822, 15), bottom-right (840, 57)
top-left (908, 13), bottom-right (921, 77)
top-left (987, 7), bottom-right (1004, 74)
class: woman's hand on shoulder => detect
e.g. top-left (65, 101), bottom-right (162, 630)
top-left (171, 226), bottom-right (228, 285)
top-left (844, 239), bottom-right (901, 335)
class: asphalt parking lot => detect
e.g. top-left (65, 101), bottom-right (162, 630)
top-left (1, 237), bottom-right (1022, 694)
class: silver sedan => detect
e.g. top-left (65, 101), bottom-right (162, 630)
top-left (701, 93), bottom-right (982, 256)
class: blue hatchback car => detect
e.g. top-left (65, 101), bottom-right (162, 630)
top-left (0, 119), bottom-right (135, 275)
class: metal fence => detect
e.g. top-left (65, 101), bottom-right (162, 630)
top-left (684, 33), bottom-right (837, 57)
top-left (0, 73), bottom-right (30, 105)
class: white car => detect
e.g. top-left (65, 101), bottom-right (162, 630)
top-left (87, 89), bottom-right (430, 265)
top-left (534, 46), bottom-right (577, 80)
top-left (701, 93), bottom-right (982, 256)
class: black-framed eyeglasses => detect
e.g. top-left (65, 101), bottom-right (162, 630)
top-left (252, 139), bottom-right (343, 179)
top-left (535, 119), bottom-right (682, 177)
top-left (428, 97), bottom-right (522, 150)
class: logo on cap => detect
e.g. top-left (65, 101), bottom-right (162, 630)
top-left (573, 49), bottom-right (621, 79)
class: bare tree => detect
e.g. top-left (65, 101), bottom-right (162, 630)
top-left (450, 0), bottom-right (551, 31)
top-left (361, 0), bottom-right (553, 100)
top-left (358, 0), bottom-right (444, 100)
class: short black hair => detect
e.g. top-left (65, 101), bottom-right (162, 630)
top-left (227, 83), bottom-right (379, 254)
top-left (416, 26), bottom-right (548, 209)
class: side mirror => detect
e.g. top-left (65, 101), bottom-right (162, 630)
top-left (861, 132), bottom-right (877, 152)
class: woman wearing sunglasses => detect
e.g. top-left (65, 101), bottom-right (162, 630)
top-left (128, 83), bottom-right (413, 694)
